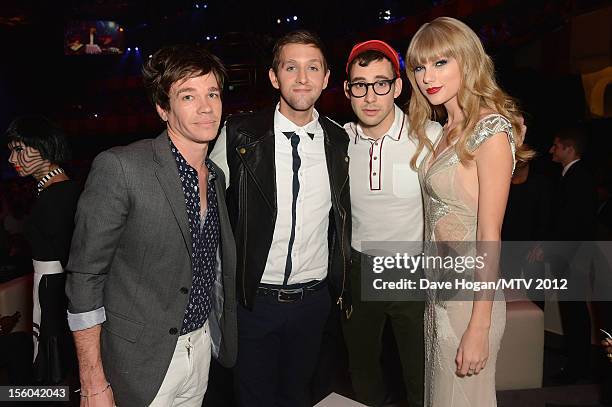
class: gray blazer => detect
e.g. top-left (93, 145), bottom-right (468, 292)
top-left (66, 132), bottom-right (237, 406)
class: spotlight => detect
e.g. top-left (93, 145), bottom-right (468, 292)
top-left (135, 47), bottom-right (139, 51)
top-left (277, 19), bottom-right (281, 24)
top-left (206, 36), bottom-right (210, 40)
top-left (127, 47), bottom-right (131, 51)
top-left (149, 54), bottom-right (153, 58)
top-left (293, 16), bottom-right (297, 21)
top-left (203, 3), bottom-right (207, 8)
top-left (93, 113), bottom-right (98, 118)
top-left (195, 4), bottom-right (199, 8)
top-left (213, 35), bottom-right (218, 40)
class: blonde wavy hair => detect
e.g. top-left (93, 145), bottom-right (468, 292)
top-left (405, 17), bottom-right (533, 169)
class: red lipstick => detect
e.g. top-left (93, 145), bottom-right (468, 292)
top-left (426, 86), bottom-right (442, 95)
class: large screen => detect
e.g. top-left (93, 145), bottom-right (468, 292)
top-left (64, 21), bottom-right (125, 55)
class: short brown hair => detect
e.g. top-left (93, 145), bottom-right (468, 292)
top-left (271, 30), bottom-right (328, 73)
top-left (142, 44), bottom-right (227, 111)
top-left (556, 126), bottom-right (587, 157)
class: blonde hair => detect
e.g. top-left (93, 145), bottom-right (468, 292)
top-left (405, 17), bottom-right (533, 169)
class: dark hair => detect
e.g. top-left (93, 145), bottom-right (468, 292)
top-left (556, 126), bottom-right (587, 157)
top-left (5, 116), bottom-right (71, 164)
top-left (271, 30), bottom-right (328, 73)
top-left (347, 49), bottom-right (392, 79)
top-left (142, 44), bottom-right (227, 111)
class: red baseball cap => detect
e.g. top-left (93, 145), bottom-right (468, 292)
top-left (346, 40), bottom-right (401, 78)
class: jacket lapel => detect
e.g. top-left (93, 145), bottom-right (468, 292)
top-left (152, 132), bottom-right (192, 254)
top-left (235, 108), bottom-right (277, 212)
top-left (320, 117), bottom-right (350, 201)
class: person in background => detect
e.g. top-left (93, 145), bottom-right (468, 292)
top-left (501, 154), bottom-right (553, 308)
top-left (548, 126), bottom-right (598, 384)
top-left (5, 116), bottom-right (80, 384)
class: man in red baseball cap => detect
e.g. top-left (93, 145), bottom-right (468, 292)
top-left (341, 40), bottom-right (441, 407)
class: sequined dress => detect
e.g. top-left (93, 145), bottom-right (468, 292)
top-left (418, 114), bottom-right (514, 407)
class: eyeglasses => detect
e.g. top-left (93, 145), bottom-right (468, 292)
top-left (346, 78), bottom-right (397, 98)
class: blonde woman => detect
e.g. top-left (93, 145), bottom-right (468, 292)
top-left (405, 17), bottom-right (531, 406)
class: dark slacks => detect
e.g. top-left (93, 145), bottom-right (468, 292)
top-left (342, 249), bottom-right (424, 407)
top-left (235, 286), bottom-right (331, 407)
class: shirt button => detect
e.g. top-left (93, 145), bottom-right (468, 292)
top-left (169, 328), bottom-right (178, 335)
top-left (373, 157), bottom-right (378, 160)
top-left (373, 172), bottom-right (377, 176)
top-left (180, 287), bottom-right (189, 294)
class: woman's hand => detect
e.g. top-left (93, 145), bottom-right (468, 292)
top-left (456, 325), bottom-right (489, 376)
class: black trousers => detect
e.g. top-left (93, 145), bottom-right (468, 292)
top-left (235, 286), bottom-right (331, 407)
top-left (342, 249), bottom-right (424, 407)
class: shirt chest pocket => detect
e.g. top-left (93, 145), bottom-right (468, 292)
top-left (392, 164), bottom-right (417, 198)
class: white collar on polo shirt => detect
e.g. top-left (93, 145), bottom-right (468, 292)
top-left (274, 102), bottom-right (321, 140)
top-left (354, 104), bottom-right (405, 143)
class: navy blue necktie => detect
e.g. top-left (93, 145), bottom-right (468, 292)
top-left (281, 131), bottom-right (311, 284)
top-left (282, 131), bottom-right (300, 284)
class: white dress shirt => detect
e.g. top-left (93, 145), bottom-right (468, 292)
top-left (210, 104), bottom-right (331, 285)
top-left (562, 158), bottom-right (580, 177)
top-left (344, 105), bottom-right (442, 254)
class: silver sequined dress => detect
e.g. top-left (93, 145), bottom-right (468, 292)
top-left (418, 114), bottom-right (514, 407)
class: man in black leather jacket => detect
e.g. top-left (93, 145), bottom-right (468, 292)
top-left (209, 30), bottom-right (351, 407)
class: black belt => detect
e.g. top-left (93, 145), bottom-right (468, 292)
top-left (257, 279), bottom-right (327, 303)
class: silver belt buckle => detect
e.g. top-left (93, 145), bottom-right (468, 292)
top-left (277, 288), bottom-right (304, 303)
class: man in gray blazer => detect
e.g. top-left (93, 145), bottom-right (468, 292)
top-left (65, 45), bottom-right (237, 406)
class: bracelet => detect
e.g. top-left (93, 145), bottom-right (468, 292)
top-left (78, 382), bottom-right (111, 398)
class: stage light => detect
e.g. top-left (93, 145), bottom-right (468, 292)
top-left (277, 19), bottom-right (281, 24)
top-left (213, 35), bottom-right (218, 40)
top-left (206, 36), bottom-right (210, 40)
top-left (135, 47), bottom-right (139, 51)
top-left (127, 47), bottom-right (131, 51)
top-left (119, 27), bottom-right (124, 32)
top-left (94, 113), bottom-right (98, 118)
top-left (195, 4), bottom-right (199, 8)
top-left (286, 18), bottom-right (290, 22)
top-left (293, 16), bottom-right (298, 21)
top-left (149, 54), bottom-right (153, 58)
top-left (203, 3), bottom-right (208, 8)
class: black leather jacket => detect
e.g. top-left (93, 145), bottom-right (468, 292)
top-left (222, 107), bottom-right (352, 316)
